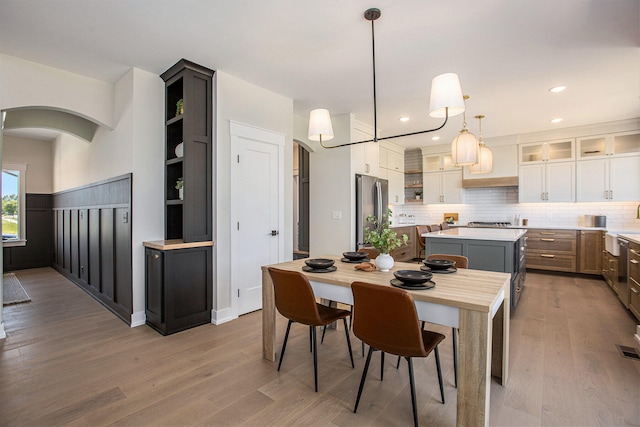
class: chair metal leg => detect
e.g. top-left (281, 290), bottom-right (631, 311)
top-left (407, 357), bottom-right (419, 427)
top-left (380, 351), bottom-right (385, 381)
top-left (434, 346), bottom-right (445, 404)
top-left (361, 341), bottom-right (365, 357)
top-left (278, 320), bottom-right (293, 371)
top-left (396, 355), bottom-right (401, 369)
top-left (321, 324), bottom-right (327, 344)
top-left (309, 326), bottom-right (313, 352)
top-left (452, 327), bottom-right (458, 388)
top-left (342, 318), bottom-right (354, 368)
top-left (354, 346), bottom-right (375, 413)
top-left (311, 325), bottom-right (318, 392)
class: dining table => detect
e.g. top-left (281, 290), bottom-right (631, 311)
top-left (261, 255), bottom-right (510, 427)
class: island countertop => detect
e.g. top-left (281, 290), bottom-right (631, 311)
top-left (423, 227), bottom-right (527, 242)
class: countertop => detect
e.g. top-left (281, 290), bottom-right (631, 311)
top-left (423, 228), bottom-right (527, 242)
top-left (619, 234), bottom-right (640, 245)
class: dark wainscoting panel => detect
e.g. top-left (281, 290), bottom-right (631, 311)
top-left (3, 194), bottom-right (53, 271)
top-left (52, 174), bottom-right (132, 323)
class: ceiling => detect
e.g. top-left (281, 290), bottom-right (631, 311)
top-left (1, 0), bottom-right (639, 148)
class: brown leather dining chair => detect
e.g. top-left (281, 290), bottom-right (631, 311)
top-left (415, 225), bottom-right (429, 259)
top-left (440, 221), bottom-right (450, 230)
top-left (426, 253), bottom-right (468, 388)
top-left (351, 281), bottom-right (445, 427)
top-left (268, 267), bottom-right (354, 392)
top-left (358, 247), bottom-right (380, 260)
top-left (429, 224), bottom-right (441, 232)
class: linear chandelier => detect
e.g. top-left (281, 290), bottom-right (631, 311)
top-left (308, 8), bottom-right (466, 149)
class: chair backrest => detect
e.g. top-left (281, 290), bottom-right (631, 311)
top-left (429, 224), bottom-right (441, 232)
top-left (426, 254), bottom-right (468, 269)
top-left (358, 247), bottom-right (380, 259)
top-left (268, 267), bottom-right (322, 325)
top-left (416, 225), bottom-right (429, 249)
top-left (440, 221), bottom-right (450, 230)
top-left (351, 281), bottom-right (427, 357)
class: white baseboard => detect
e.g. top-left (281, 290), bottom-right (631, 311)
top-left (130, 311), bottom-right (146, 328)
top-left (212, 307), bottom-right (236, 325)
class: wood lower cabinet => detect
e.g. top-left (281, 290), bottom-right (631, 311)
top-left (630, 241), bottom-right (640, 320)
top-left (145, 244), bottom-right (213, 335)
top-left (390, 226), bottom-right (417, 262)
top-left (526, 229), bottom-right (577, 272)
top-left (578, 230), bottom-right (602, 274)
top-left (602, 251), bottom-right (619, 292)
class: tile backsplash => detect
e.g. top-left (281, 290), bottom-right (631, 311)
top-left (392, 186), bottom-right (640, 232)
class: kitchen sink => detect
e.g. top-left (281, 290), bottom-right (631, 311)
top-left (605, 232), bottom-right (620, 256)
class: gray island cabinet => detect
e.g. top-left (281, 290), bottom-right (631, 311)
top-left (424, 228), bottom-right (527, 311)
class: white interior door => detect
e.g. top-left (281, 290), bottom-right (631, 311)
top-left (230, 122), bottom-right (284, 316)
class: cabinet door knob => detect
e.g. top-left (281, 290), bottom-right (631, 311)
top-left (154, 254), bottom-right (160, 259)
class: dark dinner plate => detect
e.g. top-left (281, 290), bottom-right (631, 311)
top-left (420, 265), bottom-right (457, 274)
top-left (302, 266), bottom-right (337, 273)
top-left (390, 279), bottom-right (435, 290)
top-left (393, 269), bottom-right (433, 284)
top-left (423, 259), bottom-right (456, 270)
top-left (305, 258), bottom-right (335, 269)
top-left (341, 257), bottom-right (370, 263)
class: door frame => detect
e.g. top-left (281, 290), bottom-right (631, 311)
top-left (229, 121), bottom-right (285, 318)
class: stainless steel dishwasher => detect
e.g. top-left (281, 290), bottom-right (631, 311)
top-left (617, 237), bottom-right (630, 308)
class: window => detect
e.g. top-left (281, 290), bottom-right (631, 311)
top-left (2, 163), bottom-right (27, 247)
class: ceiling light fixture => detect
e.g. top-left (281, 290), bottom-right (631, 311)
top-left (399, 117), bottom-right (410, 122)
top-left (549, 85), bottom-right (566, 93)
top-left (432, 136), bottom-right (440, 141)
top-left (308, 8), bottom-right (466, 148)
top-left (550, 118), bottom-right (563, 123)
top-left (469, 114), bottom-right (493, 174)
top-left (450, 95), bottom-right (479, 166)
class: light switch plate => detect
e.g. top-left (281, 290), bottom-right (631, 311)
top-left (332, 210), bottom-right (342, 220)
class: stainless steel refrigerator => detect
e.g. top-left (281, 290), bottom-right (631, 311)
top-left (355, 174), bottom-right (389, 250)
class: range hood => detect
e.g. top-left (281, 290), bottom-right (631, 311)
top-left (462, 176), bottom-right (518, 188)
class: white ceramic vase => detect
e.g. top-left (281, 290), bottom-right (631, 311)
top-left (375, 253), bottom-right (394, 272)
top-left (175, 142), bottom-right (184, 158)
top-left (179, 188), bottom-right (183, 200)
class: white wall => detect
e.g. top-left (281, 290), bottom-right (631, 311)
top-left (0, 53), bottom-right (114, 128)
top-left (2, 135), bottom-right (53, 193)
top-left (215, 71), bottom-right (294, 323)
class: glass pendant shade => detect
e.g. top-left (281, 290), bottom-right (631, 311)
top-left (469, 144), bottom-right (494, 173)
top-left (429, 73), bottom-right (465, 119)
top-left (308, 109), bottom-right (334, 141)
top-left (451, 129), bottom-right (478, 166)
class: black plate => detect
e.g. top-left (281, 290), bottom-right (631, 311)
top-left (342, 251), bottom-right (368, 261)
top-left (393, 269), bottom-right (433, 284)
top-left (302, 265), bottom-right (337, 273)
top-left (423, 259), bottom-right (456, 270)
top-left (390, 279), bottom-right (435, 290)
top-left (341, 257), bottom-right (370, 263)
top-left (304, 258), bottom-right (335, 269)
top-left (420, 265), bottom-right (458, 274)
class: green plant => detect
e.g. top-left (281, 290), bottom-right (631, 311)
top-left (415, 190), bottom-right (423, 197)
top-left (176, 98), bottom-right (184, 116)
top-left (364, 208), bottom-right (408, 254)
top-left (175, 177), bottom-right (183, 190)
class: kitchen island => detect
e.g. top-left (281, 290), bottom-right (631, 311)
top-left (424, 228), bottom-right (527, 310)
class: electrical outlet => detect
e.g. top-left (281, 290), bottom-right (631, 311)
top-left (332, 210), bottom-right (342, 220)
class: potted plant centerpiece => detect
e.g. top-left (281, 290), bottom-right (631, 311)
top-left (415, 190), bottom-right (423, 200)
top-left (175, 177), bottom-right (184, 200)
top-left (364, 208), bottom-right (408, 272)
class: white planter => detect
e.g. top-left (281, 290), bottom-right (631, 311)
top-left (375, 253), bottom-right (394, 272)
top-left (179, 188), bottom-right (183, 200)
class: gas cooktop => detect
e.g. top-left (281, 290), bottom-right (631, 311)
top-left (467, 221), bottom-right (512, 228)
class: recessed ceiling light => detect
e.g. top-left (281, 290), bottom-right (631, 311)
top-left (431, 136), bottom-right (440, 141)
top-left (399, 116), bottom-right (410, 122)
top-left (550, 118), bottom-right (563, 123)
top-left (549, 85), bottom-right (566, 93)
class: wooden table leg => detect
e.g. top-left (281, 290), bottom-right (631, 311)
top-left (262, 269), bottom-right (276, 361)
top-left (457, 308), bottom-right (491, 427)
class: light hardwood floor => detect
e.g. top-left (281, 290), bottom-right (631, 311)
top-left (1, 267), bottom-right (639, 426)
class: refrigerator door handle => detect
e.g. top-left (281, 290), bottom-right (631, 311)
top-left (375, 181), bottom-right (382, 220)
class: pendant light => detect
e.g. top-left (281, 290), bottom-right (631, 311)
top-left (309, 8), bottom-right (466, 148)
top-left (469, 114), bottom-right (494, 174)
top-left (450, 96), bottom-right (479, 166)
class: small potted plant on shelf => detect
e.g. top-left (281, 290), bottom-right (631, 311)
top-left (364, 208), bottom-right (408, 272)
top-left (176, 98), bottom-right (184, 116)
top-left (175, 177), bottom-right (184, 200)
top-left (415, 190), bottom-right (422, 200)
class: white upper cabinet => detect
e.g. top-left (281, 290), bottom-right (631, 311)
top-left (423, 153), bottom-right (459, 172)
top-left (462, 144), bottom-right (518, 179)
top-left (379, 141), bottom-right (405, 204)
top-left (519, 139), bottom-right (575, 164)
top-left (423, 169), bottom-right (463, 204)
top-left (388, 169), bottom-right (405, 205)
top-left (577, 130), bottom-right (640, 159)
top-left (351, 119), bottom-right (379, 177)
top-left (519, 162), bottom-right (575, 203)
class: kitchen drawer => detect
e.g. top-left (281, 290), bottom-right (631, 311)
top-left (526, 229), bottom-right (577, 240)
top-left (391, 244), bottom-right (415, 262)
top-left (630, 242), bottom-right (640, 284)
top-left (630, 277), bottom-right (640, 321)
top-left (526, 252), bottom-right (576, 272)
top-left (527, 237), bottom-right (576, 254)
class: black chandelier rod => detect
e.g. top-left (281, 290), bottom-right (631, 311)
top-left (321, 7), bottom-right (450, 149)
